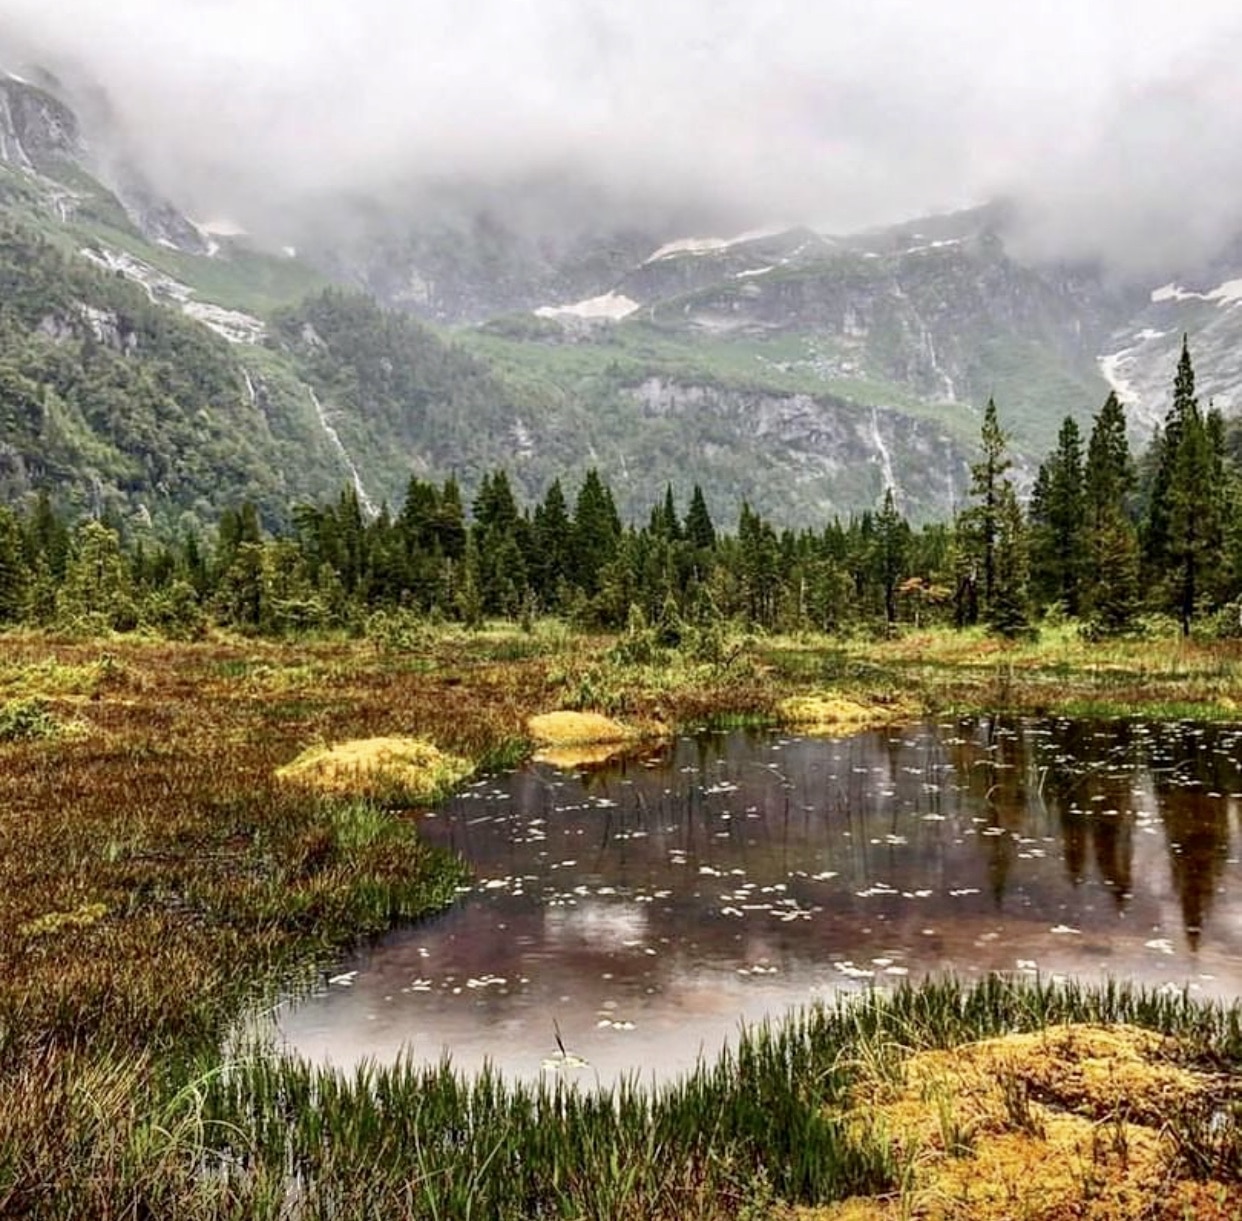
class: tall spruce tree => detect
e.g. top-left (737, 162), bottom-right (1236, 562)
top-left (958, 397), bottom-right (1012, 624)
top-left (1142, 339), bottom-right (1223, 633)
top-left (873, 488), bottom-right (910, 626)
top-left (531, 480), bottom-right (573, 608)
top-left (570, 469), bottom-right (621, 595)
top-left (1083, 392), bottom-right (1139, 633)
top-left (1143, 336), bottom-right (1196, 582)
top-left (684, 485), bottom-right (717, 552)
top-left (987, 483), bottom-right (1031, 638)
top-left (1029, 417), bottom-right (1087, 614)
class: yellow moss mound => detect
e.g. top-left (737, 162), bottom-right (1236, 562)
top-left (779, 695), bottom-right (914, 735)
top-left (276, 737), bottom-right (471, 801)
top-left (527, 711), bottom-right (633, 747)
top-left (807, 1023), bottom-right (1241, 1220)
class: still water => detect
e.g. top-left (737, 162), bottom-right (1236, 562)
top-left (279, 718), bottom-right (1242, 1084)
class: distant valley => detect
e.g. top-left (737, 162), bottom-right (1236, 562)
top-left (1, 65), bottom-right (1241, 532)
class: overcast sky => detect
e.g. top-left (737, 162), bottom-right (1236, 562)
top-left (5, 0), bottom-right (1242, 271)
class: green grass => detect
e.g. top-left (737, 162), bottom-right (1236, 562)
top-left (26, 975), bottom-right (1239, 1218)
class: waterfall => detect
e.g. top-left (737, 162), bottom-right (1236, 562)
top-left (307, 386), bottom-right (378, 519)
top-left (870, 407), bottom-right (901, 504)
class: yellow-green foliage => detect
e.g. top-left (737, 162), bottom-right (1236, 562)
top-left (527, 710), bottom-right (634, 746)
top-left (814, 1024), bottom-right (1238, 1220)
top-left (20, 902), bottom-right (108, 938)
top-left (778, 694), bottom-right (916, 734)
top-left (276, 737), bottom-right (472, 803)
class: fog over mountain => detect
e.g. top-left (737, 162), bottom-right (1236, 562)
top-left (4, 1), bottom-right (1242, 275)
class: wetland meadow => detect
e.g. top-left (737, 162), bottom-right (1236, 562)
top-left (4, 621), bottom-right (1242, 1217)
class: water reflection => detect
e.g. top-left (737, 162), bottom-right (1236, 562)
top-left (279, 719), bottom-right (1242, 1084)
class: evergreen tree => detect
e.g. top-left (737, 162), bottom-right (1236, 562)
top-left (987, 483), bottom-right (1031, 638)
top-left (1167, 405), bottom-right (1220, 634)
top-left (570, 469), bottom-right (621, 596)
top-left (972, 398), bottom-right (1010, 607)
top-left (1029, 417), bottom-right (1087, 614)
top-left (684, 484), bottom-right (717, 552)
top-left (1142, 340), bottom-right (1223, 633)
top-left (649, 485), bottom-right (682, 542)
top-left (873, 488), bottom-right (910, 626)
top-left (435, 477), bottom-right (467, 561)
top-left (0, 507), bottom-right (28, 623)
top-left (1142, 336), bottom-right (1196, 581)
top-left (958, 397), bottom-right (1012, 624)
top-left (1088, 518), bottom-right (1141, 637)
top-left (531, 479), bottom-right (573, 608)
top-left (1084, 392), bottom-right (1135, 529)
top-left (58, 520), bottom-right (137, 630)
top-left (1083, 392), bottom-right (1139, 631)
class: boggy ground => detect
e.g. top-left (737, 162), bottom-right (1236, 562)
top-left (1, 620), bottom-right (1241, 1216)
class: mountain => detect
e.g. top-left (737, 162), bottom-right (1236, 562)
top-left (0, 62), bottom-right (1240, 534)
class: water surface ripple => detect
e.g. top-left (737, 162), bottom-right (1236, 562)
top-left (279, 718), bottom-right (1242, 1084)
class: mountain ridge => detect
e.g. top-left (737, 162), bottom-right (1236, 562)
top-left (0, 64), bottom-right (1239, 532)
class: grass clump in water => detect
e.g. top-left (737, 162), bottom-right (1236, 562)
top-left (275, 736), bottom-right (472, 805)
top-left (527, 709), bottom-right (635, 745)
top-left (778, 694), bottom-right (917, 735)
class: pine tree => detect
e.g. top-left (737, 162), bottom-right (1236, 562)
top-left (570, 469), bottom-right (621, 596)
top-left (58, 520), bottom-right (137, 631)
top-left (684, 485), bottom-right (716, 552)
top-left (959, 398), bottom-right (1013, 624)
top-left (1142, 340), bottom-right (1223, 633)
top-left (873, 488), bottom-right (910, 626)
top-left (1167, 406), bottom-right (1218, 634)
top-left (1082, 392), bottom-right (1139, 631)
top-left (1142, 336), bottom-right (1196, 581)
top-left (972, 398), bottom-right (1010, 608)
top-left (531, 479), bottom-right (573, 608)
top-left (1029, 417), bottom-right (1087, 614)
top-left (0, 507), bottom-right (28, 624)
top-left (987, 483), bottom-right (1031, 638)
top-left (1084, 392), bottom-right (1134, 529)
top-left (649, 485), bottom-right (681, 541)
top-left (435, 478), bottom-right (467, 561)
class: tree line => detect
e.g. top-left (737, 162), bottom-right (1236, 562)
top-left (1, 337), bottom-right (1239, 641)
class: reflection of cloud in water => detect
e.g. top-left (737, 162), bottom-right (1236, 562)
top-left (543, 900), bottom-right (648, 949)
top-left (280, 720), bottom-right (1242, 1086)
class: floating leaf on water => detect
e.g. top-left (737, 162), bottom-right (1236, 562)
top-left (834, 961), bottom-right (875, 978)
top-left (1050, 925), bottom-right (1081, 935)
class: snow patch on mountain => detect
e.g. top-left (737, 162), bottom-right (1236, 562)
top-left (79, 245), bottom-right (265, 344)
top-left (1151, 279), bottom-right (1242, 306)
top-left (1098, 328), bottom-right (1171, 432)
top-left (644, 227), bottom-right (787, 264)
top-left (535, 292), bottom-right (639, 321)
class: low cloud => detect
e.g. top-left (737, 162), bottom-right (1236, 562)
top-left (5, 1), bottom-right (1242, 273)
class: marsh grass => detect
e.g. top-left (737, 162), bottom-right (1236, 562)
top-left (762, 624), bottom-right (1242, 722)
top-left (24, 976), bottom-right (1240, 1218)
top-left (4, 626), bottom-right (1242, 1215)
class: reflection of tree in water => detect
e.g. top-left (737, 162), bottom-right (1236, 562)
top-left (1152, 726), bottom-right (1237, 949)
top-left (951, 718), bottom-right (1147, 910)
top-left (948, 717), bottom-right (1032, 906)
top-left (1042, 721), bottom-right (1136, 909)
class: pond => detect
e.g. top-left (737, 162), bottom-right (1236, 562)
top-left (278, 717), bottom-right (1242, 1085)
